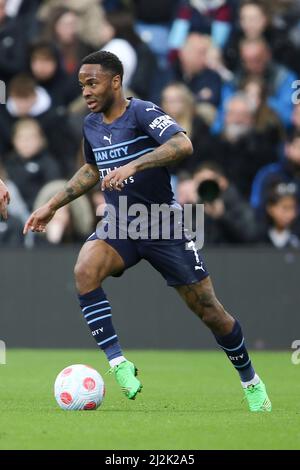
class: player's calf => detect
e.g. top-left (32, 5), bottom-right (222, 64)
top-left (176, 277), bottom-right (233, 335)
top-left (74, 240), bottom-right (143, 400)
top-left (176, 277), bottom-right (272, 411)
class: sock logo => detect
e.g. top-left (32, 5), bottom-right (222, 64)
top-left (92, 328), bottom-right (104, 336)
top-left (229, 354), bottom-right (244, 361)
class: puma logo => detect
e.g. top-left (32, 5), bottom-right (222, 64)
top-left (195, 262), bottom-right (205, 272)
top-left (103, 134), bottom-right (112, 145)
top-left (145, 105), bottom-right (159, 112)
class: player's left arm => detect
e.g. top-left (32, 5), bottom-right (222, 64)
top-left (101, 132), bottom-right (193, 191)
top-left (0, 178), bottom-right (10, 220)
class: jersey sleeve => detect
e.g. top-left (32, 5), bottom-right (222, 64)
top-left (134, 100), bottom-right (185, 145)
top-left (83, 129), bottom-right (96, 165)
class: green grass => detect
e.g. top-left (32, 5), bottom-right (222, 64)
top-left (0, 350), bottom-right (299, 450)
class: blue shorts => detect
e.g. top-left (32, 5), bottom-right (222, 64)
top-left (87, 224), bottom-right (209, 287)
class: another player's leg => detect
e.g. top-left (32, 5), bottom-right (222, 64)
top-left (74, 239), bottom-right (142, 399)
top-left (176, 277), bottom-right (271, 412)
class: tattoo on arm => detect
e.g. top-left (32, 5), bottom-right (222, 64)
top-left (49, 164), bottom-right (99, 210)
top-left (133, 132), bottom-right (193, 172)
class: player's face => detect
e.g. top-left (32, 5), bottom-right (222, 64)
top-left (79, 64), bottom-right (118, 113)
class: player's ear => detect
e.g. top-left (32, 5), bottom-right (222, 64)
top-left (112, 75), bottom-right (121, 90)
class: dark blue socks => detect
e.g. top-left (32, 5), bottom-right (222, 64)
top-left (78, 287), bottom-right (124, 366)
top-left (214, 319), bottom-right (255, 383)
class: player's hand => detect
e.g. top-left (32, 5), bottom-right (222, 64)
top-left (101, 163), bottom-right (136, 192)
top-left (23, 203), bottom-right (57, 235)
top-left (0, 182), bottom-right (10, 220)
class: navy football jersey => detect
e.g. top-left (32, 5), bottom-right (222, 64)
top-left (83, 98), bottom-right (184, 215)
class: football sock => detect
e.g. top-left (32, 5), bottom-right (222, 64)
top-left (241, 373), bottom-right (260, 388)
top-left (78, 287), bottom-right (125, 365)
top-left (214, 319), bottom-right (255, 383)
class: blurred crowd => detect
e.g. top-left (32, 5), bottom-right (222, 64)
top-left (1, 0), bottom-right (300, 249)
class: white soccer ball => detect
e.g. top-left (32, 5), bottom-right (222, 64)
top-left (54, 364), bottom-right (105, 410)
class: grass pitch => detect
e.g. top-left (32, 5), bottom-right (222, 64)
top-left (0, 350), bottom-right (299, 450)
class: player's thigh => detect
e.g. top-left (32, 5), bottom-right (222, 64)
top-left (75, 239), bottom-right (126, 281)
top-left (140, 238), bottom-right (209, 287)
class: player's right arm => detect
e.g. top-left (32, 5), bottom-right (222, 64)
top-left (23, 163), bottom-right (99, 234)
top-left (0, 178), bottom-right (10, 220)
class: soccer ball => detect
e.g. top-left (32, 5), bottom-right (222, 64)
top-left (54, 364), bottom-right (105, 410)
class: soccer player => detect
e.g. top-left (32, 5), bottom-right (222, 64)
top-left (0, 178), bottom-right (10, 220)
top-left (24, 51), bottom-right (271, 411)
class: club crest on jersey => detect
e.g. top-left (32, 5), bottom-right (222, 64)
top-left (149, 114), bottom-right (175, 136)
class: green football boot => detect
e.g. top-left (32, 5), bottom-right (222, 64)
top-left (243, 380), bottom-right (272, 412)
top-left (109, 360), bottom-right (142, 400)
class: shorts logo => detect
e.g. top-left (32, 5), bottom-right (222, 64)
top-left (195, 262), bottom-right (205, 272)
top-left (149, 114), bottom-right (175, 136)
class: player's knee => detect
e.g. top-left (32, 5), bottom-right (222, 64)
top-left (201, 301), bottom-right (228, 330)
top-left (74, 260), bottom-right (99, 291)
top-left (193, 293), bottom-right (226, 329)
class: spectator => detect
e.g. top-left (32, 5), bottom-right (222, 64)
top-left (133, 0), bottom-right (180, 67)
top-left (0, 0), bottom-right (28, 82)
top-left (251, 132), bottom-right (300, 213)
top-left (208, 93), bottom-right (277, 199)
top-left (236, 37), bottom-right (297, 126)
top-left (161, 82), bottom-right (211, 175)
top-left (43, 7), bottom-right (93, 77)
top-left (5, 118), bottom-right (61, 210)
top-left (29, 40), bottom-right (80, 107)
top-left (33, 179), bottom-right (94, 244)
top-left (240, 75), bottom-right (284, 143)
top-left (105, 11), bottom-right (158, 100)
top-left (187, 0), bottom-right (233, 47)
top-left (5, 0), bottom-right (40, 40)
top-left (172, 32), bottom-right (223, 108)
top-left (224, 0), bottom-right (299, 74)
top-left (206, 43), bottom-right (233, 82)
top-left (291, 103), bottom-right (300, 135)
top-left (169, 0), bottom-right (234, 61)
top-left (0, 74), bottom-right (79, 176)
top-left (176, 175), bottom-right (198, 206)
top-left (269, 0), bottom-right (300, 73)
top-left (258, 182), bottom-right (300, 248)
top-left (193, 161), bottom-right (259, 244)
top-left (38, 0), bottom-right (112, 49)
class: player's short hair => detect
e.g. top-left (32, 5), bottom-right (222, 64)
top-left (81, 51), bottom-right (124, 83)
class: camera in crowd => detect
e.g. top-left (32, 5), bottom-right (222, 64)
top-left (197, 179), bottom-right (221, 203)
top-left (194, 162), bottom-right (227, 203)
